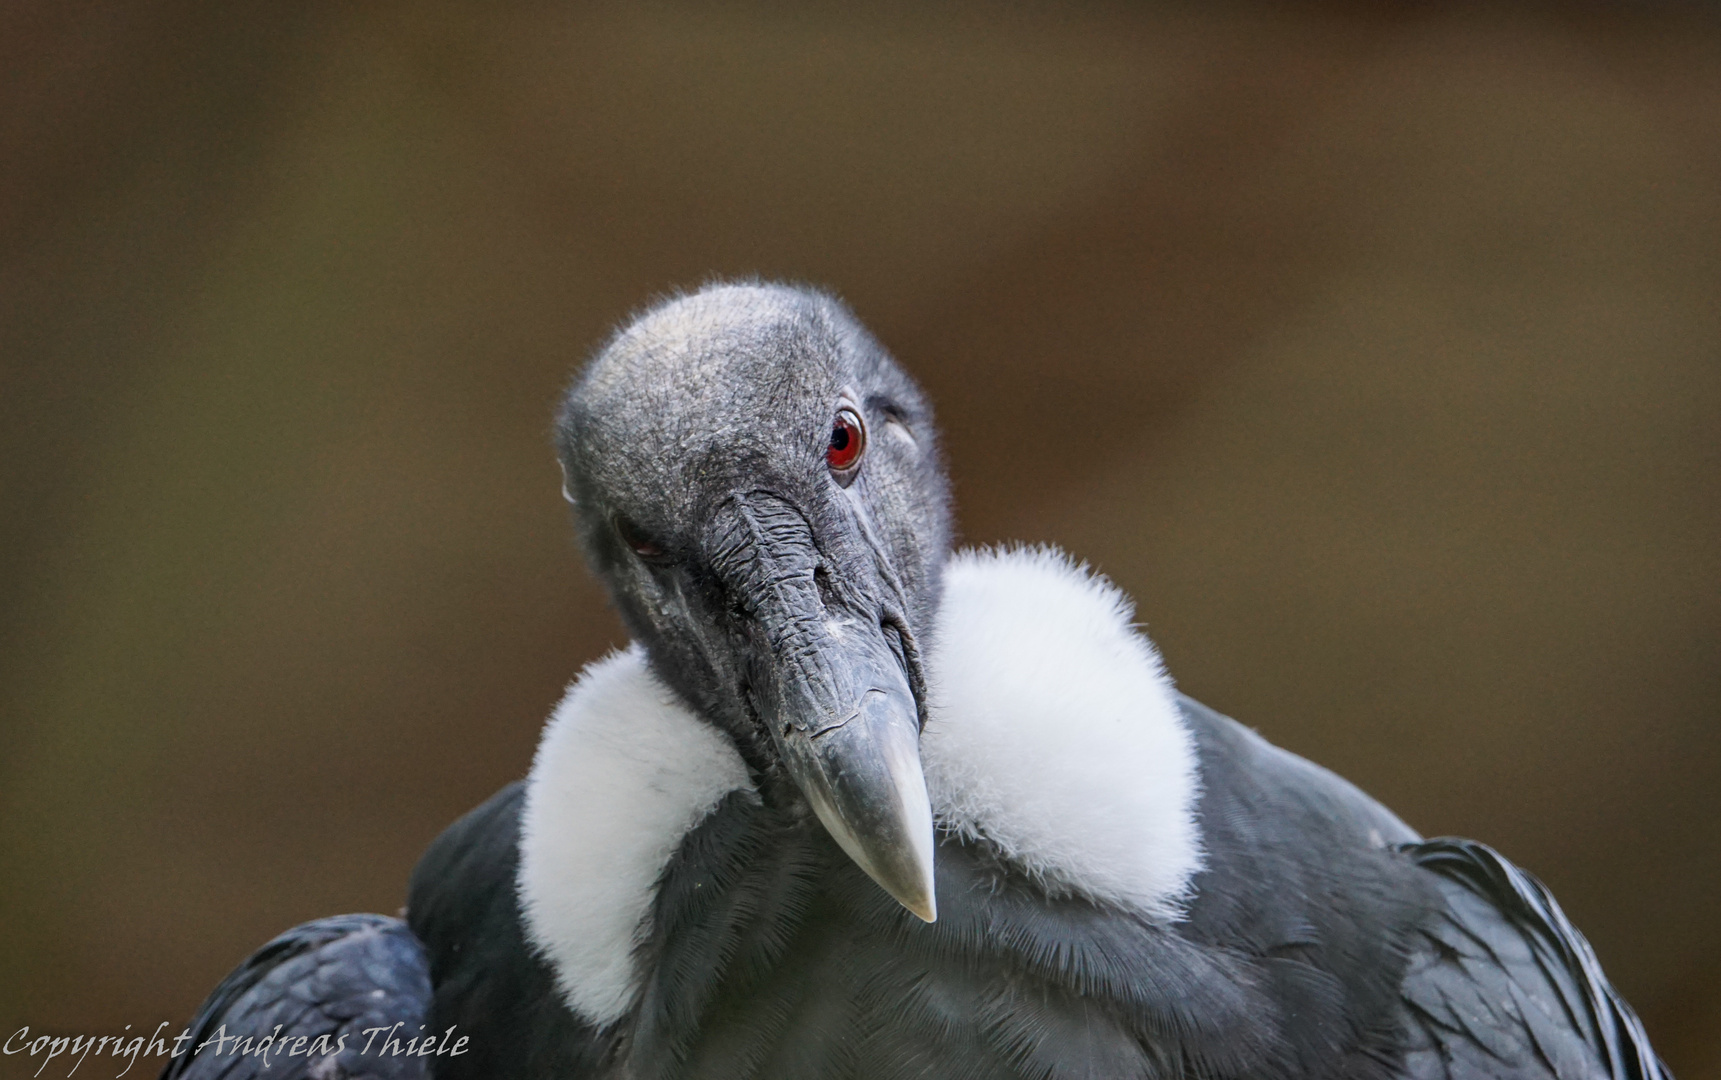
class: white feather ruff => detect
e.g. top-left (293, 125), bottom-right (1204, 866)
top-left (516, 645), bottom-right (753, 1024)
top-left (920, 546), bottom-right (1202, 922)
top-left (517, 547), bottom-right (1202, 1025)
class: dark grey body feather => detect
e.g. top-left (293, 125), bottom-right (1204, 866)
top-left (161, 698), bottom-right (1669, 1080)
top-left (394, 699), bottom-right (1663, 1079)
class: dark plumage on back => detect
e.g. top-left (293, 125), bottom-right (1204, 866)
top-left (406, 783), bottom-right (612, 1079)
top-left (1400, 839), bottom-right (1668, 1080)
top-left (160, 915), bottom-right (430, 1080)
top-left (167, 282), bottom-right (1672, 1080)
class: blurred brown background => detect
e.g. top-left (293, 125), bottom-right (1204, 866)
top-left (2, 1), bottom-right (1718, 1075)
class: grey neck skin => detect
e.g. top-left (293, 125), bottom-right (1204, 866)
top-left (554, 283), bottom-right (951, 919)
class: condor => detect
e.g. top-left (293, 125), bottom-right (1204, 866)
top-left (166, 283), bottom-right (1668, 1080)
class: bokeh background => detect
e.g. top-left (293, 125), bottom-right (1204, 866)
top-left (3, 1), bottom-right (1718, 1075)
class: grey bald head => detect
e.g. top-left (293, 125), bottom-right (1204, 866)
top-left (556, 282), bottom-right (951, 920)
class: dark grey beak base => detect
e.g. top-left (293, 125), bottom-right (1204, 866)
top-left (717, 493), bottom-right (937, 922)
top-left (774, 664), bottom-right (937, 923)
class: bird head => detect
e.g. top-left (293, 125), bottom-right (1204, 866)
top-left (555, 283), bottom-right (949, 922)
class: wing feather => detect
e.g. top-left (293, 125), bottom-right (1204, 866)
top-left (160, 914), bottom-right (431, 1080)
top-left (1400, 838), bottom-right (1670, 1080)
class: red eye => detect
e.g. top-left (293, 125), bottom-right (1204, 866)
top-left (827, 408), bottom-right (865, 478)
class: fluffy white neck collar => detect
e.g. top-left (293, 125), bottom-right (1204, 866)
top-left (517, 546), bottom-right (1202, 1026)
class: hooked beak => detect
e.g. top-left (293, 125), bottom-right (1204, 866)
top-left (772, 648), bottom-right (937, 922)
top-left (717, 493), bottom-right (937, 922)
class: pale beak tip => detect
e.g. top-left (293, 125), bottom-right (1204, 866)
top-left (891, 853), bottom-right (938, 923)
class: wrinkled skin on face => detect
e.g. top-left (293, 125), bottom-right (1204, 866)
top-left (555, 283), bottom-right (951, 918)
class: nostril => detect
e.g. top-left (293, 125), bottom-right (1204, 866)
top-left (813, 564), bottom-right (838, 611)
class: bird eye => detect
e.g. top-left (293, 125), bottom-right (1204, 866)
top-left (827, 407), bottom-right (866, 482)
top-left (613, 515), bottom-right (666, 560)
